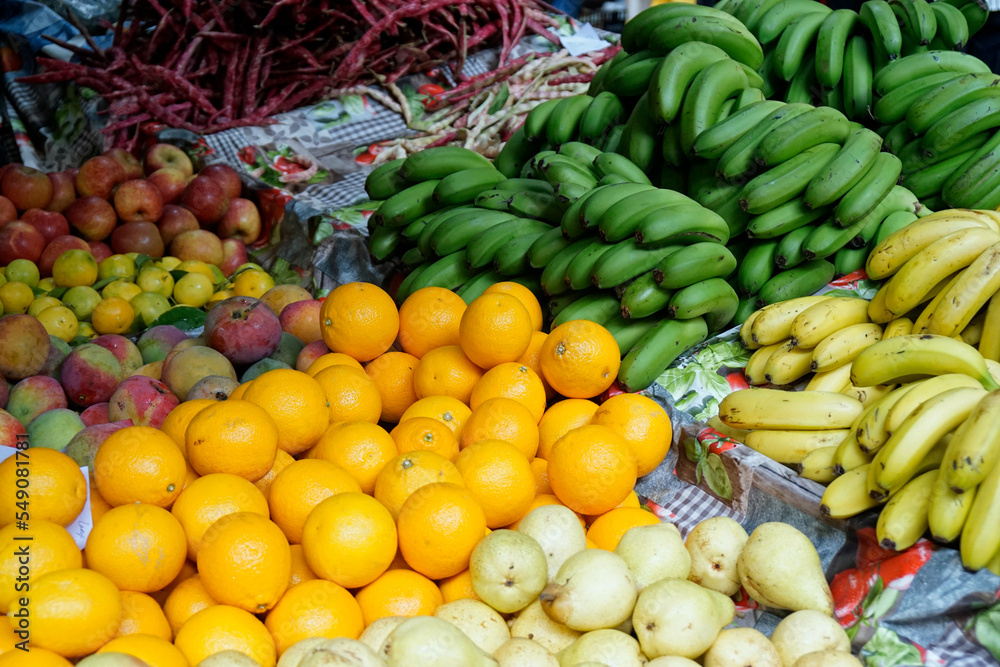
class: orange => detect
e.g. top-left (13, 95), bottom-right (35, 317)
top-left (300, 492), bottom-right (397, 588)
top-left (459, 293), bottom-right (533, 369)
top-left (397, 482), bottom-right (487, 579)
top-left (9, 568), bottom-right (121, 657)
top-left (590, 393), bottom-right (672, 477)
top-left (90, 484), bottom-right (112, 524)
top-left (397, 286), bottom-right (467, 359)
top-left (539, 320), bottom-right (621, 399)
top-left (390, 416), bottom-right (459, 461)
top-left (174, 605), bottom-right (276, 667)
top-left (305, 352), bottom-right (364, 376)
top-left (312, 421), bottom-right (396, 494)
top-left (242, 369), bottom-right (331, 455)
top-left (267, 459), bottom-right (361, 544)
top-left (312, 364), bottom-right (382, 425)
top-left (508, 494), bottom-right (585, 530)
top-left (93, 425), bottom-right (187, 507)
top-left (288, 544), bottom-right (317, 587)
top-left (0, 448), bottom-right (85, 526)
top-left (159, 398), bottom-right (215, 450)
top-left (153, 559), bottom-right (198, 607)
top-left (355, 569), bottom-right (444, 627)
top-left (98, 634), bottom-right (188, 667)
top-left (253, 449), bottom-right (295, 501)
top-left (0, 620), bottom-right (15, 653)
top-left (470, 362), bottom-right (547, 423)
top-left (116, 591), bottom-right (172, 640)
top-left (454, 440), bottom-right (535, 528)
top-left (0, 648), bottom-right (71, 666)
top-left (170, 473), bottom-right (270, 560)
top-left (460, 397), bottom-right (539, 460)
top-left (530, 457), bottom-right (552, 495)
top-left (547, 424), bottom-right (637, 516)
top-left (92, 296), bottom-right (135, 335)
top-left (319, 282), bottom-right (399, 362)
top-left (265, 580), bottom-right (364, 655)
top-left (163, 574), bottom-right (217, 637)
top-left (365, 351), bottom-right (420, 422)
top-left (584, 490), bottom-right (642, 526)
top-left (197, 513), bottom-right (291, 613)
top-left (228, 381), bottom-right (251, 401)
top-left (399, 395), bottom-right (472, 439)
top-left (84, 503), bottom-right (186, 593)
top-left (438, 569), bottom-right (479, 603)
top-left (518, 330), bottom-right (555, 400)
top-left (185, 399), bottom-right (279, 482)
top-left (585, 507), bottom-right (660, 551)
top-left (482, 281), bottom-right (543, 331)
top-left (537, 399), bottom-right (599, 460)
top-left (374, 450), bottom-right (464, 521)
top-left (412, 345), bottom-right (484, 404)
top-left (0, 521), bottom-right (82, 614)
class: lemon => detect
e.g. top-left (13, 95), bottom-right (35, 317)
top-left (98, 254), bottom-right (136, 283)
top-left (92, 297), bottom-right (135, 335)
top-left (0, 274), bottom-right (6, 288)
top-left (130, 291), bottom-right (171, 327)
top-left (77, 322), bottom-right (97, 339)
top-left (36, 277), bottom-right (55, 292)
top-left (233, 269), bottom-right (275, 299)
top-left (27, 295), bottom-right (62, 318)
top-left (173, 272), bottom-right (214, 308)
top-left (62, 285), bottom-right (102, 322)
top-left (136, 266), bottom-right (175, 298)
top-left (175, 260), bottom-right (215, 281)
top-left (156, 256), bottom-right (182, 271)
top-left (233, 262), bottom-right (265, 274)
top-left (102, 280), bottom-right (143, 302)
top-left (36, 305), bottom-right (79, 343)
top-left (207, 290), bottom-right (235, 308)
top-left (0, 281), bottom-right (35, 314)
top-left (52, 249), bottom-right (98, 288)
top-left (5, 259), bottom-right (39, 287)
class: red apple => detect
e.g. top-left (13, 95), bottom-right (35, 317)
top-left (1, 165), bottom-right (53, 211)
top-left (111, 222), bottom-right (164, 257)
top-left (45, 171), bottom-right (76, 213)
top-left (114, 179), bottom-right (164, 224)
top-left (144, 143), bottom-right (194, 177)
top-left (103, 148), bottom-right (144, 180)
top-left (65, 195), bottom-right (117, 241)
top-left (88, 241), bottom-right (113, 264)
top-left (216, 198), bottom-right (261, 244)
top-left (180, 175), bottom-right (229, 226)
top-left (0, 221), bottom-right (47, 265)
top-left (146, 167), bottom-right (187, 204)
top-left (199, 164), bottom-right (242, 200)
top-left (38, 235), bottom-right (91, 277)
top-left (20, 209), bottom-right (69, 243)
top-left (0, 196), bottom-right (16, 225)
top-left (157, 204), bottom-right (200, 246)
top-left (219, 238), bottom-right (249, 277)
top-left (75, 156), bottom-right (125, 200)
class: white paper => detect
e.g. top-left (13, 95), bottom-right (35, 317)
top-left (561, 23), bottom-right (610, 57)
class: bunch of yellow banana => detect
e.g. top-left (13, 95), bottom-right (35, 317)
top-left (865, 208), bottom-right (1000, 355)
top-left (722, 331), bottom-right (1000, 570)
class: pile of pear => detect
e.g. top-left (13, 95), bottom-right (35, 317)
top-left (277, 504), bottom-right (863, 667)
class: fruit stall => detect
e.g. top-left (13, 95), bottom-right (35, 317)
top-left (2, 0), bottom-right (1000, 665)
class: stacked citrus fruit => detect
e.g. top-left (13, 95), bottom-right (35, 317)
top-left (0, 280), bottom-right (674, 667)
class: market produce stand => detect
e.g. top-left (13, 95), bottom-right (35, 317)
top-left (3, 0), bottom-right (1000, 664)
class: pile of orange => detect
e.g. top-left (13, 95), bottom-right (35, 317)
top-left (0, 280), bottom-right (673, 666)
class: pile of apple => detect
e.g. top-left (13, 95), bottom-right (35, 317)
top-left (0, 143), bottom-right (263, 279)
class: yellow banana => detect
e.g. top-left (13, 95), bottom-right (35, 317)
top-left (869, 433), bottom-right (951, 502)
top-left (841, 383), bottom-right (897, 408)
top-left (913, 272), bottom-right (965, 333)
top-left (872, 386), bottom-right (988, 492)
top-left (850, 334), bottom-right (1000, 390)
top-left (876, 469), bottom-right (938, 551)
top-left (987, 548), bottom-right (1000, 576)
top-left (882, 318), bottom-right (913, 339)
top-left (811, 323), bottom-right (884, 373)
top-left (744, 340), bottom-right (788, 385)
top-left (928, 474), bottom-right (976, 544)
top-left (978, 290), bottom-right (1000, 361)
top-left (856, 384), bottom-right (920, 454)
top-left (866, 214), bottom-right (993, 280)
top-left (920, 208), bottom-right (1000, 232)
top-left (960, 444), bottom-right (1000, 570)
top-left (884, 227), bottom-right (1000, 315)
top-left (941, 389), bottom-right (1000, 493)
top-left (740, 307), bottom-right (762, 349)
top-left (763, 340), bottom-right (814, 386)
top-left (987, 359), bottom-right (1000, 386)
top-left (833, 427), bottom-right (873, 474)
top-left (798, 445), bottom-right (839, 484)
top-left (886, 373), bottom-right (984, 433)
top-left (719, 388), bottom-right (864, 430)
top-left (959, 309), bottom-right (987, 346)
top-left (867, 284), bottom-right (896, 324)
top-left (805, 363), bottom-right (854, 393)
top-left (750, 295), bottom-right (834, 346)
top-left (924, 241), bottom-right (1000, 337)
top-left (706, 415), bottom-right (752, 443)
top-left (821, 464), bottom-right (882, 519)
top-left (791, 297), bottom-right (872, 349)
top-left (744, 429), bottom-right (850, 465)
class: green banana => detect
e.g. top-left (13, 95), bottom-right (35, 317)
top-left (466, 218), bottom-right (552, 269)
top-left (474, 191), bottom-right (512, 212)
top-left (368, 224), bottom-right (402, 262)
top-left (430, 210), bottom-right (517, 257)
top-left (399, 146), bottom-right (492, 181)
top-left (718, 103), bottom-right (814, 180)
top-left (776, 224), bottom-right (817, 269)
top-left (564, 240), bottom-right (619, 291)
top-left (757, 0), bottom-right (832, 46)
top-left (540, 238), bottom-right (599, 296)
top-left (654, 242), bottom-right (738, 289)
top-left (375, 179), bottom-right (442, 227)
top-left (621, 93), bottom-right (660, 172)
top-left (591, 241), bottom-right (685, 289)
top-left (649, 42), bottom-right (731, 125)
top-left (921, 97), bottom-right (1000, 159)
top-left (901, 148), bottom-right (978, 199)
top-left (735, 84), bottom-right (767, 108)
top-left (433, 167), bottom-right (506, 205)
top-left (875, 210), bottom-right (920, 245)
top-left (621, 271), bottom-right (674, 319)
top-left (756, 259), bottom-right (836, 306)
top-left (803, 218), bottom-right (864, 260)
top-left (692, 101), bottom-right (786, 159)
top-left (618, 317), bottom-right (710, 391)
top-left (873, 72), bottom-right (963, 124)
top-left (592, 152), bottom-right (653, 185)
top-left (635, 205), bottom-right (731, 247)
top-left (942, 129), bottom-right (1000, 205)
top-left (834, 244), bottom-right (872, 276)
top-left (739, 142), bottom-right (842, 214)
top-left (524, 99), bottom-right (563, 139)
top-left (899, 132), bottom-right (990, 175)
top-left (528, 226), bottom-right (574, 269)
top-left (551, 291), bottom-right (621, 328)
top-left (889, 0), bottom-right (937, 46)
top-left (455, 271), bottom-right (504, 303)
top-left (711, 192), bottom-right (753, 238)
top-left (754, 107), bottom-right (851, 168)
top-left (507, 191), bottom-right (564, 223)
top-left (843, 35), bottom-right (874, 121)
top-left (365, 158), bottom-right (408, 200)
top-left (860, 0), bottom-right (903, 62)
top-left (957, 0), bottom-right (989, 37)
top-left (604, 314), bottom-right (659, 355)
top-left (494, 126), bottom-right (542, 179)
top-left (558, 141), bottom-right (604, 166)
top-left (399, 246), bottom-right (425, 270)
top-left (605, 57), bottom-right (665, 99)
top-left (815, 9), bottom-right (860, 88)
top-left (804, 126), bottom-right (883, 209)
top-left (835, 152), bottom-right (903, 226)
top-left (494, 231), bottom-right (548, 276)
top-left (394, 262), bottom-right (433, 304)
top-left (747, 197), bottom-right (830, 238)
top-left (492, 178), bottom-right (554, 195)
top-left (648, 16), bottom-right (765, 70)
top-left (401, 211), bottom-right (439, 241)
top-left (593, 188), bottom-right (694, 241)
top-left (405, 251), bottom-right (479, 295)
top-left (930, 1), bottom-right (970, 50)
top-left (775, 11), bottom-right (829, 81)
top-left (544, 95), bottom-right (595, 147)
top-left (881, 121), bottom-right (916, 155)
top-left (579, 92), bottom-right (627, 144)
top-left (579, 182), bottom-right (657, 229)
top-left (679, 59), bottom-right (751, 156)
top-left (667, 277), bottom-right (740, 331)
top-left (560, 187), bottom-right (601, 240)
top-left (873, 50), bottom-right (992, 96)
top-left (906, 73), bottom-right (1000, 135)
top-left (736, 239), bottom-right (780, 296)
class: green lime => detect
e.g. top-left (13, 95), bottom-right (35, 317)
top-left (62, 285), bottom-right (102, 322)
